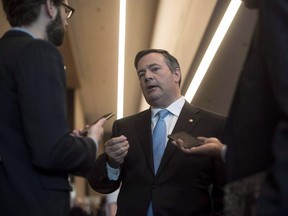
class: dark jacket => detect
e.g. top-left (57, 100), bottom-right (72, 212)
top-left (89, 102), bottom-right (226, 216)
top-left (0, 30), bottom-right (96, 216)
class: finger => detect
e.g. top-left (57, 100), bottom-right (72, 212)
top-left (171, 140), bottom-right (177, 146)
top-left (180, 146), bottom-right (194, 153)
top-left (70, 129), bottom-right (80, 137)
top-left (105, 141), bottom-right (129, 151)
top-left (197, 136), bottom-right (207, 142)
top-left (105, 136), bottom-right (128, 147)
top-left (108, 149), bottom-right (128, 164)
top-left (108, 143), bottom-right (129, 156)
top-left (95, 117), bottom-right (107, 127)
top-left (206, 137), bottom-right (220, 142)
top-left (113, 150), bottom-right (129, 161)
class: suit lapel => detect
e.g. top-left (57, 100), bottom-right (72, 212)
top-left (135, 109), bottom-right (155, 174)
top-left (172, 102), bottom-right (201, 133)
top-left (156, 102), bottom-right (201, 176)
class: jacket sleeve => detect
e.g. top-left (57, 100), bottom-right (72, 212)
top-left (88, 153), bottom-right (121, 194)
top-left (16, 40), bottom-right (96, 176)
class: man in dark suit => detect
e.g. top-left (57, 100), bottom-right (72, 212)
top-left (173, 0), bottom-right (288, 215)
top-left (88, 49), bottom-right (226, 216)
top-left (0, 0), bottom-right (107, 216)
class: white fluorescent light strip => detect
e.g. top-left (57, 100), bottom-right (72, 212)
top-left (117, 0), bottom-right (126, 119)
top-left (184, 0), bottom-right (242, 102)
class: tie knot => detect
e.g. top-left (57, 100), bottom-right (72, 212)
top-left (157, 109), bottom-right (169, 120)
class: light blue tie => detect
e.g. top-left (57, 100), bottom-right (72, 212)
top-left (148, 109), bottom-right (170, 216)
top-left (152, 109), bottom-right (169, 173)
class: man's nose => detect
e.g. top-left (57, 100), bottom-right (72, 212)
top-left (144, 70), bottom-right (153, 81)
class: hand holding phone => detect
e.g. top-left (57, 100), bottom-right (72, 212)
top-left (168, 132), bottom-right (204, 148)
top-left (80, 112), bottom-right (114, 136)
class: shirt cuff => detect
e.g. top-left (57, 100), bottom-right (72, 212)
top-left (106, 162), bottom-right (120, 180)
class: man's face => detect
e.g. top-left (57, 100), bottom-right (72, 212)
top-left (46, 8), bottom-right (65, 46)
top-left (136, 52), bottom-right (181, 108)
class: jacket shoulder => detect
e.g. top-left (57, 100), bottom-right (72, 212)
top-left (186, 102), bottom-right (226, 120)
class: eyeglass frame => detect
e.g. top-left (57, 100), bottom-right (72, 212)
top-left (61, 3), bottom-right (75, 19)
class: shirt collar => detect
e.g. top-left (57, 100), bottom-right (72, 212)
top-left (151, 96), bottom-right (185, 118)
top-left (10, 27), bottom-right (36, 38)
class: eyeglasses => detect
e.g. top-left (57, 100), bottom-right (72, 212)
top-left (61, 3), bottom-right (75, 19)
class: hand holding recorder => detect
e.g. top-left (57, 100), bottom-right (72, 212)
top-left (71, 112), bottom-right (114, 144)
top-left (83, 112), bottom-right (114, 146)
top-left (80, 112), bottom-right (114, 136)
top-left (170, 134), bottom-right (224, 158)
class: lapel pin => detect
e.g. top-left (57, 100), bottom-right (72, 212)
top-left (189, 119), bottom-right (193, 123)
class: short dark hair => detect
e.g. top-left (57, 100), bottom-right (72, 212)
top-left (1, 0), bottom-right (63, 27)
top-left (134, 49), bottom-right (182, 86)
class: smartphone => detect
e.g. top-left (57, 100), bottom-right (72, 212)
top-left (168, 132), bottom-right (204, 148)
top-left (80, 112), bottom-right (114, 136)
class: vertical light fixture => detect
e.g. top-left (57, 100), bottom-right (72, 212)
top-left (184, 0), bottom-right (242, 102)
top-left (117, 0), bottom-right (127, 119)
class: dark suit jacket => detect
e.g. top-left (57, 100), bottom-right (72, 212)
top-left (224, 0), bottom-right (288, 215)
top-left (89, 102), bottom-right (226, 216)
top-left (0, 30), bottom-right (96, 216)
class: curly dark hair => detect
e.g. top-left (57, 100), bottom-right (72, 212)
top-left (1, 0), bottom-right (63, 26)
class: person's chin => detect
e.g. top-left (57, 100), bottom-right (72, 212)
top-left (145, 92), bottom-right (161, 104)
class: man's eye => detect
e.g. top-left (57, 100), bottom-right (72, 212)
top-left (151, 67), bottom-right (159, 72)
top-left (138, 72), bottom-right (145, 78)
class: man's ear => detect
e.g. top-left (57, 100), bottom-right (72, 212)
top-left (173, 68), bottom-right (181, 83)
top-left (46, 0), bottom-right (56, 19)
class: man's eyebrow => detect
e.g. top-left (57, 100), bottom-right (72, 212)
top-left (137, 63), bottom-right (161, 73)
top-left (148, 63), bottom-right (160, 68)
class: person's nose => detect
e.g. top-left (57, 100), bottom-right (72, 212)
top-left (144, 70), bottom-right (154, 82)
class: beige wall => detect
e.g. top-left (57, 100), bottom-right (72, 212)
top-left (0, 3), bottom-right (10, 35)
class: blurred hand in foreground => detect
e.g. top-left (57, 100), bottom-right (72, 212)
top-left (171, 136), bottom-right (225, 158)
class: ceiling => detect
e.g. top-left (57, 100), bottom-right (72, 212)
top-left (0, 0), bottom-right (258, 135)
